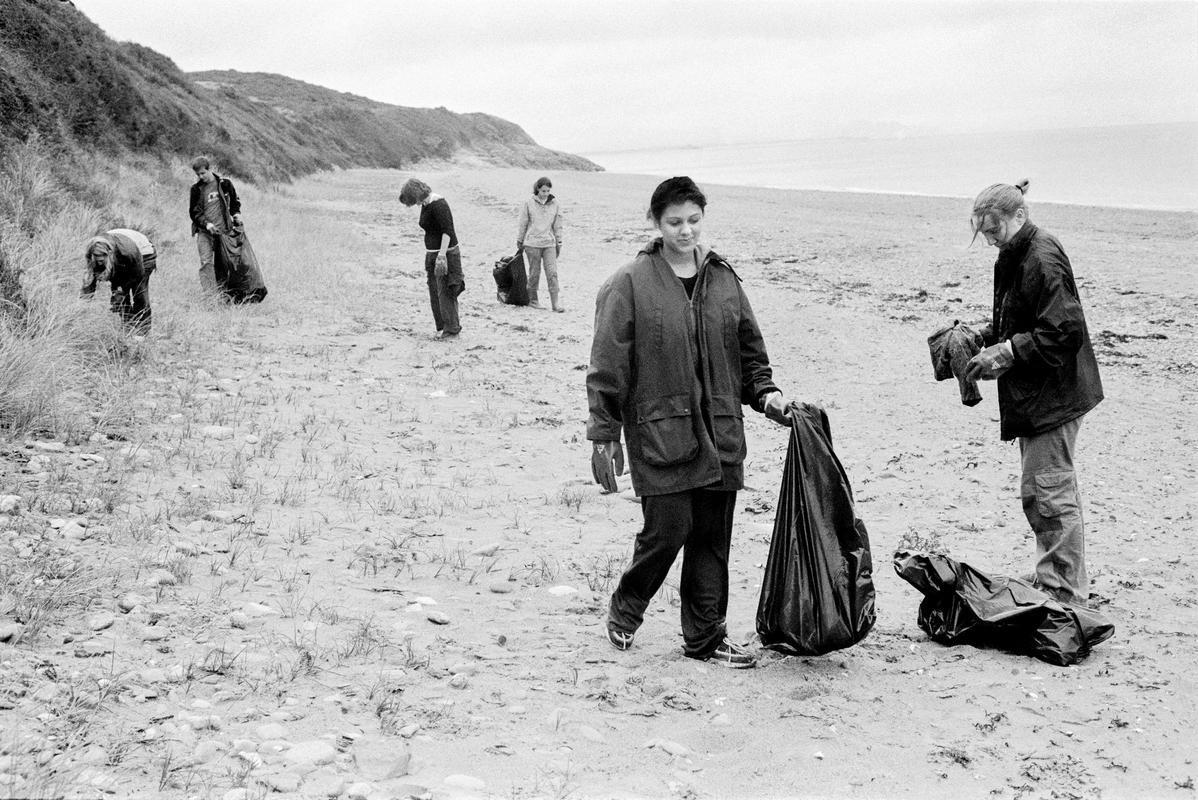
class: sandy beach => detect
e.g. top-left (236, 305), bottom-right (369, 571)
top-left (3, 166), bottom-right (1196, 799)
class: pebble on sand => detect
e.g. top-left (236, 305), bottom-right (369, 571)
top-left (444, 774), bottom-right (486, 791)
top-left (427, 611), bottom-right (451, 625)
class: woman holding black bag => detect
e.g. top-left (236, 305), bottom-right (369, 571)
top-left (586, 176), bottom-right (792, 668)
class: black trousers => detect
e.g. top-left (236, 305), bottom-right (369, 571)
top-left (424, 248), bottom-right (463, 335)
top-left (608, 489), bottom-right (736, 658)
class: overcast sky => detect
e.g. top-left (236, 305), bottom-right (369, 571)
top-left (72, 0), bottom-right (1198, 154)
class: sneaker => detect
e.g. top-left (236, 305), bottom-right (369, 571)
top-left (704, 639), bottom-right (757, 669)
top-left (607, 627), bottom-right (634, 651)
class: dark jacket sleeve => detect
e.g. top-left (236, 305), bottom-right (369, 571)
top-left (735, 284), bottom-right (779, 411)
top-left (189, 183), bottom-right (204, 231)
top-left (222, 178), bottom-right (241, 216)
top-left (1010, 248), bottom-right (1086, 375)
top-left (586, 272), bottom-right (634, 442)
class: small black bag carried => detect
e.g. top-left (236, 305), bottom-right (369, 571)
top-left (492, 248), bottom-right (529, 306)
top-left (756, 403), bottom-right (876, 655)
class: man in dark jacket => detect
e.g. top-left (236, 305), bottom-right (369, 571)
top-left (82, 228), bottom-right (156, 333)
top-left (966, 181), bottom-right (1103, 605)
top-left (189, 156), bottom-right (241, 293)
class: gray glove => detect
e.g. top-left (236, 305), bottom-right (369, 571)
top-left (966, 342), bottom-right (1014, 380)
top-left (762, 391), bottom-right (792, 427)
top-left (590, 441), bottom-right (625, 493)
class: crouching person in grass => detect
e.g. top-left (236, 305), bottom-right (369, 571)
top-left (81, 228), bottom-right (156, 334)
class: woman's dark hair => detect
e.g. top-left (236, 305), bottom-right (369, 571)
top-left (399, 178), bottom-right (432, 206)
top-left (970, 179), bottom-right (1030, 242)
top-left (647, 176), bottom-right (706, 222)
top-left (533, 176), bottom-right (552, 194)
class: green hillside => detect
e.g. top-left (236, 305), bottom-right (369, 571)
top-left (0, 0), bottom-right (599, 181)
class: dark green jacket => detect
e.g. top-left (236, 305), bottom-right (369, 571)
top-left (984, 222), bottom-right (1103, 440)
top-left (587, 240), bottom-right (779, 496)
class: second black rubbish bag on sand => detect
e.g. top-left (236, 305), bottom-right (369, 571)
top-left (493, 248), bottom-right (529, 306)
top-left (893, 551), bottom-right (1115, 666)
top-left (756, 403), bottom-right (876, 656)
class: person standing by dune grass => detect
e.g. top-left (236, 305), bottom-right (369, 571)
top-left (517, 176), bottom-right (565, 312)
top-left (964, 179), bottom-right (1104, 606)
top-left (188, 156), bottom-right (241, 294)
top-left (587, 176), bottom-right (793, 668)
top-left (399, 177), bottom-right (465, 340)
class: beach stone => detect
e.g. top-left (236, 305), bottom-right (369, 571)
top-left (194, 739), bottom-right (224, 763)
top-left (74, 639), bottom-right (113, 658)
top-left (32, 441), bottom-right (66, 453)
top-left (355, 738), bottom-right (411, 780)
top-left (189, 714), bottom-right (223, 731)
top-left (49, 518), bottom-right (67, 529)
top-left (221, 790), bottom-right (249, 800)
top-left (427, 611), bottom-right (450, 625)
top-left (645, 738), bottom-right (691, 757)
top-left (243, 602), bottom-right (279, 617)
top-left (444, 774), bottom-right (486, 792)
top-left (118, 593), bottom-right (152, 613)
top-left (0, 496), bottom-right (24, 515)
top-left (711, 713), bottom-right (733, 727)
top-left (303, 768), bottom-right (346, 796)
top-left (345, 782), bottom-right (374, 799)
top-left (470, 543), bottom-right (500, 557)
top-left (86, 612), bottom-right (116, 631)
top-left (138, 668), bottom-right (167, 684)
top-left (0, 623), bottom-right (24, 643)
top-left (449, 674), bottom-right (469, 689)
top-left (284, 740), bottom-right (337, 769)
top-left (147, 569), bottom-right (178, 587)
top-left (232, 738), bottom-right (257, 753)
top-left (61, 522), bottom-right (89, 541)
top-left (229, 612), bottom-right (251, 629)
top-left (262, 772), bottom-right (302, 793)
top-left (488, 581), bottom-right (514, 594)
top-left (255, 722), bottom-right (288, 741)
top-left (201, 426), bottom-right (235, 440)
top-left (571, 723), bottom-right (605, 743)
top-left (244, 434), bottom-right (260, 445)
top-left (546, 585), bottom-right (577, 597)
top-left (448, 662), bottom-right (478, 676)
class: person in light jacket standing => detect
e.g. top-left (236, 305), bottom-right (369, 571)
top-left (964, 179), bottom-right (1103, 606)
top-left (587, 176), bottom-right (793, 668)
top-left (517, 176), bottom-right (564, 312)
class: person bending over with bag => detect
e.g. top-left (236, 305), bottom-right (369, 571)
top-left (587, 176), bottom-right (793, 668)
top-left (965, 179), bottom-right (1103, 606)
top-left (82, 228), bottom-right (157, 334)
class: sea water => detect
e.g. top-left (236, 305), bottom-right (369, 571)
top-left (583, 122), bottom-right (1198, 212)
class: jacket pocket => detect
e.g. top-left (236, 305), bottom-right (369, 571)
top-left (710, 394), bottom-right (746, 465)
top-left (635, 394), bottom-right (698, 467)
top-left (1033, 471), bottom-right (1075, 518)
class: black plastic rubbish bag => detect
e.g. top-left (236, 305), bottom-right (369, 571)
top-left (756, 403), bottom-right (876, 655)
top-left (893, 551), bottom-right (1115, 666)
top-left (215, 225), bottom-right (268, 304)
top-left (493, 248), bottom-right (529, 306)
